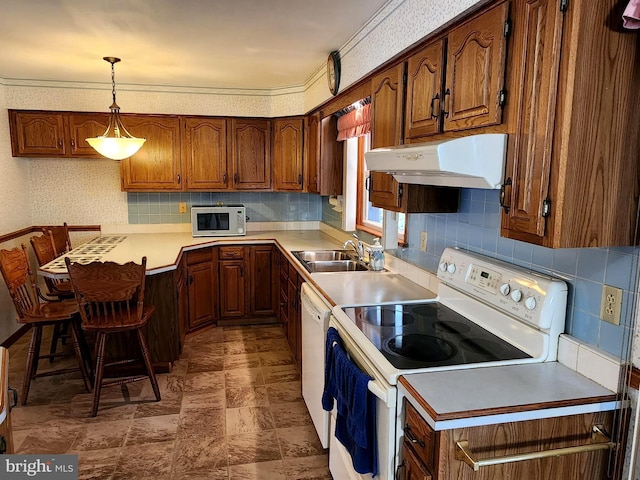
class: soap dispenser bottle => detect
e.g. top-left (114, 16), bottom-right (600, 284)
top-left (367, 238), bottom-right (385, 271)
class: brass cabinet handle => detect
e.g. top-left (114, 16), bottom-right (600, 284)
top-left (298, 174), bottom-right (303, 185)
top-left (404, 424), bottom-right (425, 447)
top-left (455, 425), bottom-right (616, 472)
top-left (223, 173), bottom-right (227, 184)
top-left (58, 138), bottom-right (64, 147)
top-left (395, 461), bottom-right (406, 480)
top-left (177, 174), bottom-right (181, 184)
top-left (70, 138), bottom-right (76, 148)
top-left (234, 173), bottom-right (239, 184)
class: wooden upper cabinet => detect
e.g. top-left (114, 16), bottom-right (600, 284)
top-left (370, 64), bottom-right (406, 210)
top-left (273, 117), bottom-right (304, 191)
top-left (501, 0), bottom-right (563, 243)
top-left (182, 117), bottom-right (228, 190)
top-left (371, 64), bottom-right (405, 149)
top-left (444, 0), bottom-right (509, 131)
top-left (230, 118), bottom-right (271, 190)
top-left (8, 110), bottom-right (110, 158)
top-left (318, 115), bottom-right (344, 197)
top-left (120, 115), bottom-right (182, 191)
top-left (67, 113), bottom-right (110, 158)
top-left (501, 0), bottom-right (640, 248)
top-left (9, 111), bottom-right (67, 156)
top-left (405, 40), bottom-right (445, 141)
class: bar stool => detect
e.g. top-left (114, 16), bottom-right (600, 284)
top-left (65, 256), bottom-right (161, 417)
top-left (0, 245), bottom-right (92, 405)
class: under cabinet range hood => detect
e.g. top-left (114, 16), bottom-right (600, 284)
top-left (365, 133), bottom-right (507, 189)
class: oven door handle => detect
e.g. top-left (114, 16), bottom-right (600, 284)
top-left (368, 379), bottom-right (394, 407)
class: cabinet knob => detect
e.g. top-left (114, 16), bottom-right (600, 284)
top-left (223, 173), bottom-right (228, 184)
top-left (177, 174), bottom-right (181, 184)
top-left (234, 173), bottom-right (239, 184)
top-left (58, 138), bottom-right (64, 147)
top-left (70, 138), bottom-right (76, 148)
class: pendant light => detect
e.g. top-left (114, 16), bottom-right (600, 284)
top-left (86, 57), bottom-right (146, 160)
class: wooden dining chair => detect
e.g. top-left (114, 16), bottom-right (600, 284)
top-left (30, 234), bottom-right (75, 363)
top-left (0, 245), bottom-right (92, 405)
top-left (45, 223), bottom-right (72, 257)
top-left (65, 256), bottom-right (161, 417)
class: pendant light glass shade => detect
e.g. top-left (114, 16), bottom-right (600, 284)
top-left (86, 57), bottom-right (145, 160)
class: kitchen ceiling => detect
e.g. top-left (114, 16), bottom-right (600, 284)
top-left (0, 0), bottom-right (389, 90)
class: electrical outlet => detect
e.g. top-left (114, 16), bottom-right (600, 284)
top-left (600, 285), bottom-right (623, 325)
top-left (419, 231), bottom-right (428, 252)
top-left (178, 202), bottom-right (187, 214)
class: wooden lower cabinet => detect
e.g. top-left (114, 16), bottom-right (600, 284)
top-left (219, 258), bottom-right (247, 319)
top-left (399, 400), bottom-right (616, 480)
top-left (186, 248), bottom-right (218, 331)
top-left (249, 245), bottom-right (278, 317)
top-left (176, 257), bottom-right (188, 352)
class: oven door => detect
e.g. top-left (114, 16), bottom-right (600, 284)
top-left (327, 317), bottom-right (397, 480)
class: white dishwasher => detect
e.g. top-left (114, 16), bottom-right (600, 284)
top-left (300, 282), bottom-right (332, 448)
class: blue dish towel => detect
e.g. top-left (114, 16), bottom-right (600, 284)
top-left (322, 327), bottom-right (378, 477)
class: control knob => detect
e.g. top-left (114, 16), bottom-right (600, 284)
top-left (525, 296), bottom-right (537, 310)
top-left (439, 262), bottom-right (448, 273)
top-left (499, 283), bottom-right (510, 296)
top-left (510, 289), bottom-right (522, 303)
top-left (447, 263), bottom-right (456, 274)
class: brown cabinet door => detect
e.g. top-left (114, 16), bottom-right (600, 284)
top-left (501, 0), bottom-right (564, 243)
top-left (176, 260), bottom-right (188, 351)
top-left (182, 117), bottom-right (228, 190)
top-left (371, 64), bottom-right (405, 149)
top-left (67, 113), bottom-right (109, 158)
top-left (443, 1), bottom-right (509, 131)
top-left (304, 113), bottom-right (320, 193)
top-left (219, 260), bottom-right (247, 318)
top-left (249, 245), bottom-right (278, 316)
top-left (230, 118), bottom-right (271, 190)
top-left (319, 115), bottom-right (344, 196)
top-left (405, 40), bottom-right (445, 141)
top-left (400, 444), bottom-right (432, 480)
top-left (186, 259), bottom-right (217, 331)
top-left (370, 64), bottom-right (406, 210)
top-left (10, 111), bottom-right (66, 156)
top-left (120, 115), bottom-right (182, 191)
top-left (273, 117), bottom-right (304, 191)
top-left (279, 252), bottom-right (289, 328)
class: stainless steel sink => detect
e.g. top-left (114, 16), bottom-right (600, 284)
top-left (291, 250), bottom-right (370, 273)
top-left (292, 250), bottom-right (358, 262)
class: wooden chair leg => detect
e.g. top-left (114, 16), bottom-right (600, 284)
top-left (91, 332), bottom-right (107, 417)
top-left (136, 329), bottom-right (161, 402)
top-left (69, 321), bottom-right (92, 392)
top-left (49, 323), bottom-right (61, 364)
top-left (21, 325), bottom-right (43, 405)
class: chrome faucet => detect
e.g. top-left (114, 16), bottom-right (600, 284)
top-left (343, 233), bottom-right (365, 261)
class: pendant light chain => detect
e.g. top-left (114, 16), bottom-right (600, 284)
top-left (111, 60), bottom-right (117, 105)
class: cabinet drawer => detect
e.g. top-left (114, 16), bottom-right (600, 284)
top-left (404, 400), bottom-right (437, 472)
top-left (186, 248), bottom-right (213, 265)
top-left (218, 246), bottom-right (245, 259)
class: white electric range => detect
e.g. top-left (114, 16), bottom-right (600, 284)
top-left (327, 247), bottom-right (568, 480)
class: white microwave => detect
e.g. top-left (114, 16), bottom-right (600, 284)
top-left (191, 205), bottom-right (246, 237)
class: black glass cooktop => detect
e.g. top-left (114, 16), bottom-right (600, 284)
top-left (341, 303), bottom-right (531, 369)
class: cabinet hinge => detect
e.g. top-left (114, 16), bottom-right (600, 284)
top-left (542, 197), bottom-right (551, 217)
top-left (499, 89), bottom-right (507, 107)
top-left (503, 19), bottom-right (512, 38)
top-left (560, 0), bottom-right (569, 12)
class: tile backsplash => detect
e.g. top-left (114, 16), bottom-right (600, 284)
top-left (322, 188), bottom-right (639, 358)
top-left (128, 192), bottom-right (322, 224)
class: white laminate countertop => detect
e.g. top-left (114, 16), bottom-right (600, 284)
top-left (38, 230), bottom-right (436, 308)
top-left (39, 230), bottom-right (345, 278)
top-left (310, 271), bottom-right (436, 307)
top-left (398, 362), bottom-right (620, 431)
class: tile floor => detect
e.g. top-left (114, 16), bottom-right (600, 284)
top-left (7, 324), bottom-right (331, 479)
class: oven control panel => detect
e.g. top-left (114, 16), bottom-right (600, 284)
top-left (437, 247), bottom-right (567, 331)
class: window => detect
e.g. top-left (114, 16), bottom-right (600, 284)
top-left (356, 134), bottom-right (406, 243)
